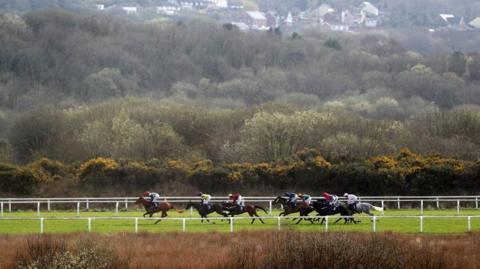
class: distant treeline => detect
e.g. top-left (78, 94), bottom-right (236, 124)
top-left (1, 148), bottom-right (479, 196)
top-left (1, 11), bottom-right (480, 164)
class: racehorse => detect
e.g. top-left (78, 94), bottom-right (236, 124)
top-left (312, 199), bottom-right (358, 224)
top-left (272, 196), bottom-right (315, 224)
top-left (223, 202), bottom-right (269, 224)
top-left (351, 202), bottom-right (384, 217)
top-left (185, 201), bottom-right (230, 224)
top-left (135, 197), bottom-right (183, 224)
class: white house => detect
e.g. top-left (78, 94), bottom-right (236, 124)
top-left (246, 11), bottom-right (267, 29)
top-left (470, 17), bottom-right (480, 29)
top-left (439, 14), bottom-right (456, 24)
top-left (95, 4), bottom-right (105, 10)
top-left (361, 2), bottom-right (379, 16)
top-left (157, 5), bottom-right (179, 15)
top-left (212, 0), bottom-right (228, 8)
top-left (360, 2), bottom-right (379, 27)
top-left (122, 6), bottom-right (138, 14)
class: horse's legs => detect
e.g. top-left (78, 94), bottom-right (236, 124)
top-left (334, 217), bottom-right (342, 224)
top-left (256, 212), bottom-right (265, 224)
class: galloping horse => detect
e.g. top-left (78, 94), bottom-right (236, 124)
top-left (185, 201), bottom-right (230, 224)
top-left (312, 199), bottom-right (357, 224)
top-left (223, 202), bottom-right (269, 224)
top-left (135, 197), bottom-right (183, 224)
top-left (272, 196), bottom-right (314, 224)
top-left (351, 202), bottom-right (384, 217)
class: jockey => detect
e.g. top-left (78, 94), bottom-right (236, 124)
top-left (344, 193), bottom-right (359, 212)
top-left (322, 192), bottom-right (338, 212)
top-left (143, 191), bottom-right (160, 209)
top-left (198, 192), bottom-right (212, 209)
top-left (285, 192), bottom-right (298, 208)
top-left (299, 193), bottom-right (312, 206)
top-left (229, 192), bottom-right (245, 210)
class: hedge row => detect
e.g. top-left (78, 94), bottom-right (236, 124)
top-left (1, 148), bottom-right (479, 196)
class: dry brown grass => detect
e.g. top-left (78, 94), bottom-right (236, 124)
top-left (0, 232), bottom-right (479, 269)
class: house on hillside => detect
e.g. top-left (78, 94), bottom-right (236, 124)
top-left (469, 17), bottom-right (480, 29)
top-left (178, 0), bottom-right (206, 10)
top-left (437, 14), bottom-right (473, 31)
top-left (308, 4), bottom-right (335, 23)
top-left (157, 3), bottom-right (180, 15)
top-left (359, 2), bottom-right (380, 27)
top-left (211, 0), bottom-right (228, 8)
top-left (122, 6), bottom-right (138, 15)
top-left (246, 11), bottom-right (267, 29)
top-left (95, 4), bottom-right (105, 10)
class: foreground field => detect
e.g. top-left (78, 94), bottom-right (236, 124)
top-left (1, 232), bottom-right (480, 269)
top-left (1, 209), bottom-right (480, 234)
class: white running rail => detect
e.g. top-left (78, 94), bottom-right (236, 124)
top-left (0, 196), bottom-right (479, 217)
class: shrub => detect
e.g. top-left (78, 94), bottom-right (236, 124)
top-left (225, 232), bottom-right (444, 269)
top-left (13, 236), bottom-right (128, 269)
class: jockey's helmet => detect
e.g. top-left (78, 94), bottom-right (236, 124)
top-left (343, 193), bottom-right (349, 197)
top-left (143, 191), bottom-right (149, 196)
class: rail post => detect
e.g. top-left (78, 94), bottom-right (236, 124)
top-left (229, 217), bottom-right (234, 233)
top-left (0, 202), bottom-right (3, 217)
top-left (324, 216), bottom-right (329, 232)
top-left (115, 202), bottom-right (119, 216)
top-left (47, 200), bottom-right (51, 211)
top-left (269, 201), bottom-right (272, 215)
top-left (76, 202), bottom-right (80, 216)
top-left (468, 216), bottom-right (471, 232)
top-left (86, 199), bottom-right (89, 210)
top-left (125, 199), bottom-right (128, 210)
top-left (182, 218), bottom-right (186, 232)
top-left (419, 216), bottom-right (423, 233)
top-left (40, 218), bottom-right (44, 234)
top-left (397, 197), bottom-right (400, 209)
top-left (190, 206), bottom-right (193, 216)
top-left (372, 216), bottom-right (376, 232)
top-left (135, 217), bottom-right (138, 233)
top-left (37, 202), bottom-right (41, 216)
top-left (88, 217), bottom-right (92, 232)
top-left (381, 200), bottom-right (385, 216)
top-left (457, 200), bottom-right (460, 215)
top-left (476, 197), bottom-right (479, 209)
top-left (420, 200), bottom-right (424, 216)
top-left (436, 197), bottom-right (439, 209)
top-left (8, 200), bottom-right (11, 212)
top-left (277, 217), bottom-right (281, 231)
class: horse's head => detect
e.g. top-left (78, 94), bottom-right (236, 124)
top-left (272, 196), bottom-right (284, 205)
top-left (135, 197), bottom-right (149, 207)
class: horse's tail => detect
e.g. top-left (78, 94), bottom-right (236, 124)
top-left (171, 205), bottom-right (184, 213)
top-left (255, 205), bottom-right (268, 215)
top-left (371, 205), bottom-right (383, 212)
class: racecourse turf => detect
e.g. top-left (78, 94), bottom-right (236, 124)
top-left (1, 208), bottom-right (480, 234)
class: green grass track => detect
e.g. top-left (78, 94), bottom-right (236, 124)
top-left (1, 209), bottom-right (480, 234)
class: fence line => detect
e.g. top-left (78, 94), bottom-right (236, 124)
top-left (0, 215), bottom-right (478, 234)
top-left (1, 196), bottom-right (480, 217)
